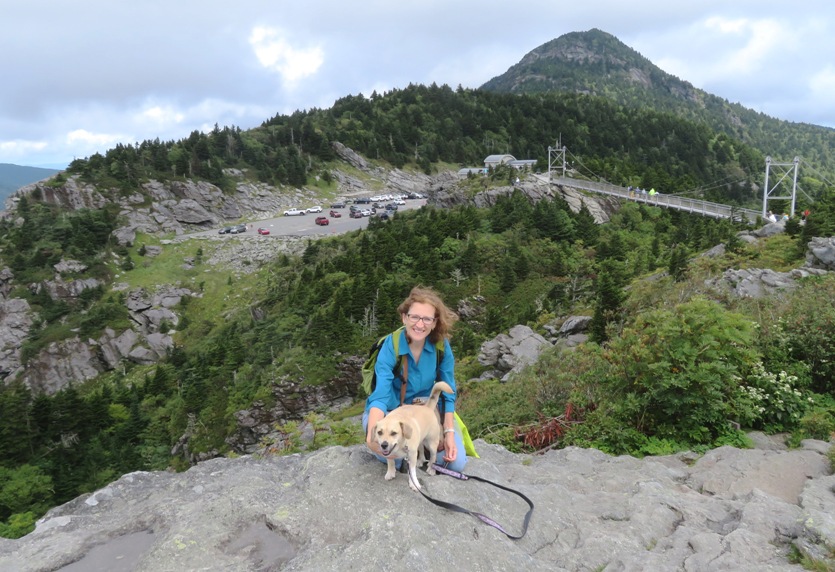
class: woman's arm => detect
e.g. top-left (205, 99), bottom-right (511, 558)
top-left (440, 411), bottom-right (457, 462)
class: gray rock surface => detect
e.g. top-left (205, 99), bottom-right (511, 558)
top-left (806, 236), bottom-right (835, 270)
top-left (1, 439), bottom-right (831, 572)
top-left (478, 325), bottom-right (551, 381)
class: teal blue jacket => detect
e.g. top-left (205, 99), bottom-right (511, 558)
top-left (364, 328), bottom-right (456, 415)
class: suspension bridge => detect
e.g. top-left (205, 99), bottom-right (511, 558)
top-left (542, 143), bottom-right (826, 225)
top-left (541, 174), bottom-right (761, 224)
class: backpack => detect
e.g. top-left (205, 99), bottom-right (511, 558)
top-left (360, 326), bottom-right (479, 458)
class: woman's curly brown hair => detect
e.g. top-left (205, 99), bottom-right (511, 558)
top-left (397, 286), bottom-right (458, 344)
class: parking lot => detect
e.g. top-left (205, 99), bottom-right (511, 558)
top-left (186, 199), bottom-right (428, 239)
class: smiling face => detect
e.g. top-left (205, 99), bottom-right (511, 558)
top-left (402, 301), bottom-right (436, 344)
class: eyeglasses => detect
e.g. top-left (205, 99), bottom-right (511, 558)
top-left (406, 314), bottom-right (436, 325)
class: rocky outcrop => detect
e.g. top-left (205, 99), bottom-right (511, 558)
top-left (478, 325), bottom-right (551, 381)
top-left (475, 318), bottom-right (592, 382)
top-left (0, 297), bottom-right (32, 380)
top-left (2, 283), bottom-right (197, 394)
top-left (707, 236), bottom-right (835, 298)
top-left (1, 438), bottom-right (832, 571)
top-left (431, 177), bottom-right (619, 224)
top-left (225, 355), bottom-right (363, 455)
top-left (544, 315), bottom-right (592, 348)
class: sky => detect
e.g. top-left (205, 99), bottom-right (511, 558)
top-left (2, 1), bottom-right (834, 169)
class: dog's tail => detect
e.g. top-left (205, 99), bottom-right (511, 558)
top-left (425, 381), bottom-right (453, 410)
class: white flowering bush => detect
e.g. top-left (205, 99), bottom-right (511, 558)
top-left (739, 362), bottom-right (813, 432)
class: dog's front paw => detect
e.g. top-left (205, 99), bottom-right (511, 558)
top-left (384, 470), bottom-right (397, 481)
top-left (426, 465), bottom-right (436, 476)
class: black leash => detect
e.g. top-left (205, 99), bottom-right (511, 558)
top-left (407, 462), bottom-right (534, 539)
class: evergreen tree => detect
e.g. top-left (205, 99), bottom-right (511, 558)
top-left (589, 260), bottom-right (627, 343)
top-left (574, 204), bottom-right (599, 246)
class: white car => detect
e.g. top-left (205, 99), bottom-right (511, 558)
top-left (360, 209), bottom-right (373, 217)
top-left (283, 208), bottom-right (305, 216)
top-left (306, 206), bottom-right (323, 213)
top-left (394, 199), bottom-right (405, 205)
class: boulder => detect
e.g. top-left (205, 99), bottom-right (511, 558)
top-left (478, 325), bottom-right (551, 381)
top-left (806, 237), bottom-right (835, 270)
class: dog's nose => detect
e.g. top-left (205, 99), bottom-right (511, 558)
top-left (381, 441), bottom-right (389, 450)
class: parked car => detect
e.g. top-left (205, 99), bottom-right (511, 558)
top-left (283, 208), bottom-right (305, 216)
top-left (257, 227), bottom-right (270, 235)
top-left (315, 216), bottom-right (329, 226)
top-left (378, 211), bottom-right (390, 221)
top-left (329, 210), bottom-right (342, 218)
top-left (360, 209), bottom-right (373, 217)
top-left (306, 206), bottom-right (323, 213)
top-left (394, 199), bottom-right (406, 206)
top-left (330, 202), bottom-right (346, 209)
top-left (229, 224), bottom-right (247, 234)
top-left (385, 203), bottom-right (398, 211)
top-left (349, 210), bottom-right (363, 218)
top-left (354, 197), bottom-right (371, 204)
top-left (218, 226), bottom-right (233, 234)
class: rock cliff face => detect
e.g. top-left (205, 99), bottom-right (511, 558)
top-left (0, 144), bottom-right (454, 395)
top-left (1, 438), bottom-right (832, 571)
top-left (430, 176), bottom-right (620, 224)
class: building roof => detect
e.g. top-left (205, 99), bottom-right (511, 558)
top-left (484, 154), bottom-right (516, 165)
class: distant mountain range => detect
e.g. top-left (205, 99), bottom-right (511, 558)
top-left (0, 163), bottom-right (60, 204)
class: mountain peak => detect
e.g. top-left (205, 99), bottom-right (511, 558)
top-left (480, 28), bottom-right (688, 97)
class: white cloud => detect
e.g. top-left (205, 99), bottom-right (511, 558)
top-left (0, 139), bottom-right (48, 158)
top-left (810, 66), bottom-right (835, 95)
top-left (249, 26), bottom-right (324, 85)
top-left (141, 105), bottom-right (186, 126)
top-left (703, 17), bottom-right (782, 78)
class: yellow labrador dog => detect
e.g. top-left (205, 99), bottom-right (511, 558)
top-left (373, 381), bottom-right (453, 491)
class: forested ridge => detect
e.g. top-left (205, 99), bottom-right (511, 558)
top-left (61, 84), bottom-right (785, 207)
top-left (2, 75), bottom-right (835, 539)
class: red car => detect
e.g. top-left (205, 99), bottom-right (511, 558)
top-left (315, 216), bottom-right (330, 226)
top-left (329, 210), bottom-right (342, 218)
top-left (257, 227), bottom-right (270, 235)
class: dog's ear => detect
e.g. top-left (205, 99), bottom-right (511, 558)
top-left (400, 421), bottom-right (412, 440)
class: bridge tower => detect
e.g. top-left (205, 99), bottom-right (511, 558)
top-left (547, 141), bottom-right (567, 180)
top-left (762, 156), bottom-right (799, 219)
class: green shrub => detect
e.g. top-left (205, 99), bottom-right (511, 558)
top-left (598, 297), bottom-right (760, 445)
top-left (778, 276), bottom-right (835, 394)
top-left (799, 409), bottom-right (835, 441)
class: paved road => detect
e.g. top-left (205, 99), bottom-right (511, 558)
top-left (185, 199), bottom-right (427, 239)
